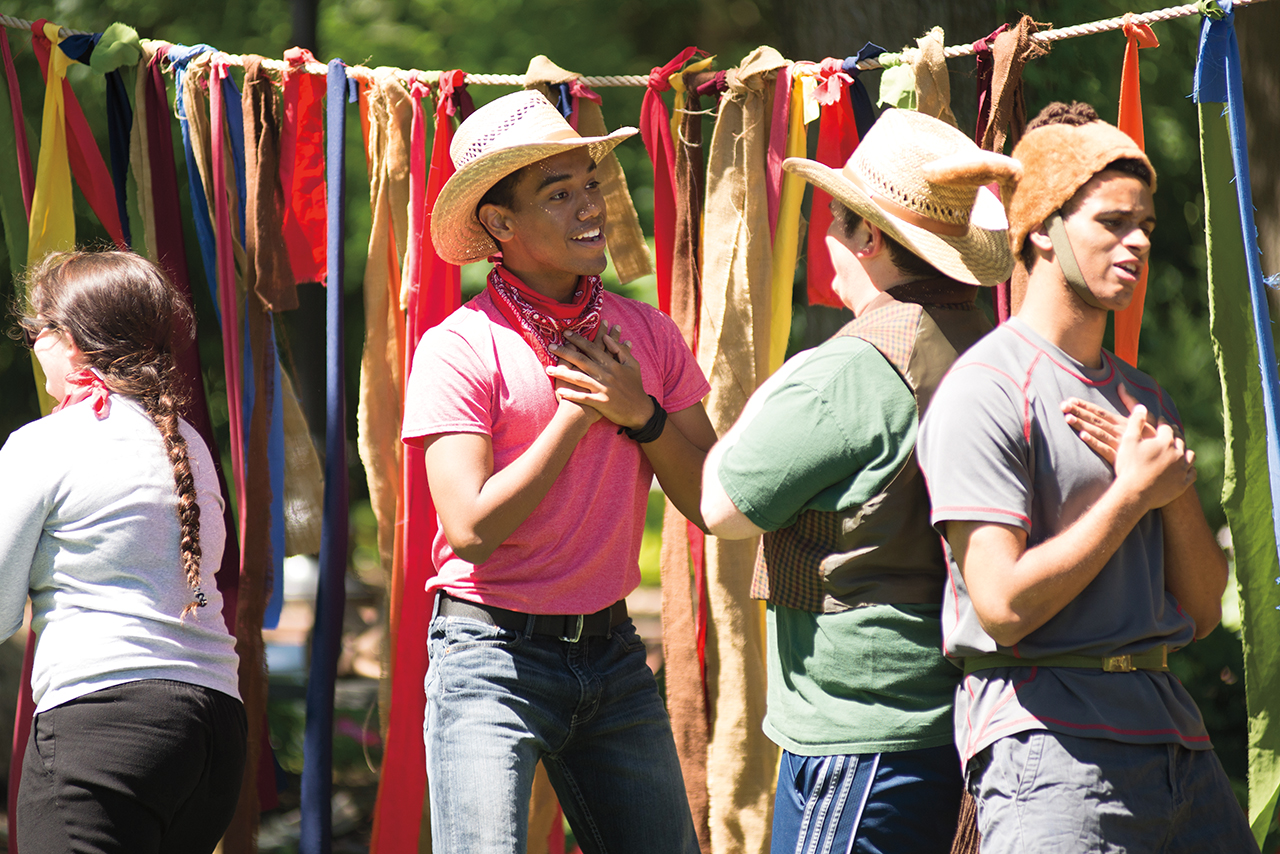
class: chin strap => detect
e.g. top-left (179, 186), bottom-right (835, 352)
top-left (1045, 211), bottom-right (1109, 310)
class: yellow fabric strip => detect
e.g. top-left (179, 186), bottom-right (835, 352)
top-left (767, 71), bottom-right (807, 373)
top-left (668, 54), bottom-right (715, 142)
top-left (28, 21), bottom-right (76, 415)
top-left (29, 22), bottom-right (75, 266)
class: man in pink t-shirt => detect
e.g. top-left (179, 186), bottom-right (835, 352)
top-left (402, 90), bottom-right (714, 854)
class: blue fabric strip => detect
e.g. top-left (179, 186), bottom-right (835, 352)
top-left (264, 328), bottom-right (285, 629)
top-left (103, 68), bottom-right (132, 247)
top-left (169, 44), bottom-right (219, 310)
top-left (842, 42), bottom-right (884, 139)
top-left (1193, 4), bottom-right (1280, 562)
top-left (556, 81), bottom-right (574, 118)
top-left (219, 74), bottom-right (248, 243)
top-left (301, 58), bottom-right (353, 854)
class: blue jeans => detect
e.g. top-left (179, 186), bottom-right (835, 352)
top-left (969, 731), bottom-right (1259, 854)
top-left (424, 610), bottom-right (700, 854)
top-left (771, 744), bottom-right (962, 854)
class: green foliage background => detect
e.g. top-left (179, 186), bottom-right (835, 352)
top-left (0, 0), bottom-right (1258, 812)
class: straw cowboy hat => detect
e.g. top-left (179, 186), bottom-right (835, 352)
top-left (431, 90), bottom-right (637, 266)
top-left (783, 108), bottom-right (1021, 286)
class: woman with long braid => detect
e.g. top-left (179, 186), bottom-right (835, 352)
top-left (2, 250), bottom-right (245, 854)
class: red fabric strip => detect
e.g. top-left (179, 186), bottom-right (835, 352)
top-left (1112, 19), bottom-right (1157, 365)
top-left (8, 630), bottom-right (35, 853)
top-left (30, 21), bottom-right (127, 249)
top-left (806, 83), bottom-right (859, 309)
top-left (687, 519), bottom-right (709, 715)
top-left (210, 56), bottom-right (246, 522)
top-left (566, 78), bottom-right (601, 131)
top-left (765, 64), bottom-right (792, 244)
top-left (369, 70), bottom-right (464, 854)
top-left (280, 47), bottom-right (327, 284)
top-left (641, 47), bottom-right (703, 316)
top-left (1, 26), bottom-right (34, 216)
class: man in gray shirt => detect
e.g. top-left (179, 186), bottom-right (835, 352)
top-left (918, 102), bottom-right (1256, 852)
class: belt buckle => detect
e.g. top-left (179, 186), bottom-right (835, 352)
top-left (1102, 654), bottom-right (1133, 673)
top-left (559, 614), bottom-right (584, 643)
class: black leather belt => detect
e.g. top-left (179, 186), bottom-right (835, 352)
top-left (437, 592), bottom-right (628, 642)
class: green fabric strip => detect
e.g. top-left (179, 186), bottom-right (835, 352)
top-left (1200, 101), bottom-right (1280, 845)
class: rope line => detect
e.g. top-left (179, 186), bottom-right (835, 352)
top-left (0, 0), bottom-right (1272, 84)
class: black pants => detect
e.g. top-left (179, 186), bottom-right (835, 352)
top-left (17, 679), bottom-right (247, 854)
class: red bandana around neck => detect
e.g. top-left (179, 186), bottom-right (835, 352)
top-left (55, 368), bottom-right (112, 419)
top-left (486, 265), bottom-right (604, 370)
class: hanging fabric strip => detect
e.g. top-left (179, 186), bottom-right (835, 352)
top-left (765, 62), bottom-right (791, 243)
top-left (74, 23), bottom-right (142, 247)
top-left (842, 43), bottom-right (883, 141)
top-left (695, 45), bottom-right (787, 854)
top-left (1112, 16), bottom-right (1159, 365)
top-left (30, 22), bottom-right (128, 249)
top-left (525, 54), bottom-right (653, 284)
top-left (806, 60), bottom-right (861, 309)
top-left (1194, 4), bottom-right (1280, 844)
top-left (1, 26), bottom-right (34, 217)
top-left (304, 58), bottom-right (353, 854)
top-left (656, 63), bottom-right (713, 853)
top-left (137, 41), bottom-right (242, 637)
top-left (28, 20), bottom-right (76, 265)
top-left (280, 47), bottom-right (328, 285)
top-left (355, 68), bottom-right (410, 633)
top-left (980, 16), bottom-right (1049, 321)
top-left (210, 54), bottom-right (247, 520)
top-left (981, 17), bottom-right (1048, 155)
top-left (0, 28), bottom-right (30, 268)
top-left (913, 27), bottom-right (959, 128)
top-left (642, 46), bottom-right (707, 315)
top-left (369, 73), bottom-right (436, 854)
top-left (670, 66), bottom-right (712, 350)
top-left (768, 69), bottom-right (809, 371)
top-left (242, 56), bottom-right (293, 635)
top-left (169, 44), bottom-right (219, 302)
top-left (973, 24), bottom-right (1009, 146)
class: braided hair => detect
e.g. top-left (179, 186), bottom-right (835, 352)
top-left (19, 251), bottom-right (207, 616)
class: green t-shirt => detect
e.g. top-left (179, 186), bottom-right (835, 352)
top-left (717, 335), bottom-right (960, 755)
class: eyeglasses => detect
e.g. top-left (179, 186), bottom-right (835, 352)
top-left (19, 322), bottom-right (56, 349)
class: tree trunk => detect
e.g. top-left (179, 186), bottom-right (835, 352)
top-left (1236, 1), bottom-right (1280, 316)
top-left (291, 0), bottom-right (320, 53)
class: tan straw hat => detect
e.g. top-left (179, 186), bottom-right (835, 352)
top-left (431, 90), bottom-right (637, 266)
top-left (783, 108), bottom-right (1020, 286)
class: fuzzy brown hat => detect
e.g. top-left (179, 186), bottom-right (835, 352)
top-left (1006, 120), bottom-right (1156, 256)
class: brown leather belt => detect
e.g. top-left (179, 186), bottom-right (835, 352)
top-left (437, 592), bottom-right (628, 642)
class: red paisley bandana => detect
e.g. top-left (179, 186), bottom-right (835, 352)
top-left (486, 265), bottom-right (604, 370)
top-left (55, 368), bottom-right (112, 419)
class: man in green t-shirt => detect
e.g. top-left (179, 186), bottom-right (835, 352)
top-left (700, 109), bottom-right (1018, 854)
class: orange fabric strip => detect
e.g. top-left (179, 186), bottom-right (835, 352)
top-left (1113, 17), bottom-right (1158, 366)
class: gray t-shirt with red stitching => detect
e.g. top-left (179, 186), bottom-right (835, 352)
top-left (917, 317), bottom-right (1208, 763)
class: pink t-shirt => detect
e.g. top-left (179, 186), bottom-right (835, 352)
top-left (402, 288), bottom-right (709, 614)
